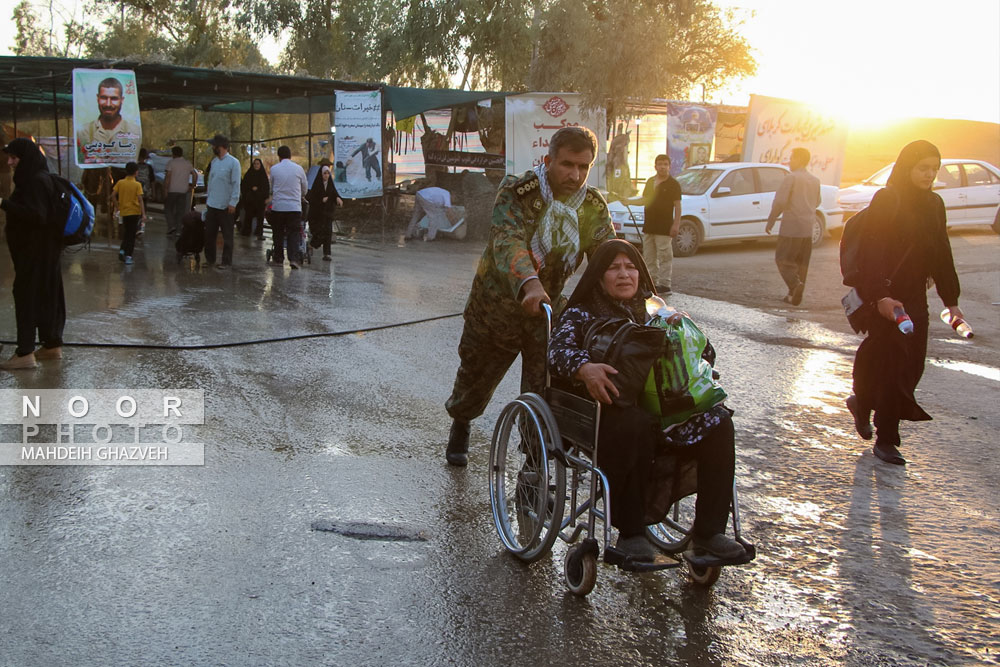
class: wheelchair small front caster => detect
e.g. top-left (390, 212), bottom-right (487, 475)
top-left (687, 562), bottom-right (721, 587)
top-left (564, 539), bottom-right (598, 596)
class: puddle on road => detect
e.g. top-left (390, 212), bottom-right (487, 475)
top-left (789, 349), bottom-right (853, 414)
top-left (928, 358), bottom-right (1000, 382)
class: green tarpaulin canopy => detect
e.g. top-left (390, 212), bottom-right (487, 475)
top-left (0, 56), bottom-right (508, 119)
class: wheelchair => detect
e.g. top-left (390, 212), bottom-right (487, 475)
top-left (488, 304), bottom-right (755, 596)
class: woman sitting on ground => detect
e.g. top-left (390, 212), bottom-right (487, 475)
top-left (547, 239), bottom-right (744, 561)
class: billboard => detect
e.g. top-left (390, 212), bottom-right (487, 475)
top-left (504, 93), bottom-right (606, 189)
top-left (666, 102), bottom-right (718, 175)
top-left (742, 94), bottom-right (848, 186)
top-left (334, 90), bottom-right (383, 199)
top-left (73, 68), bottom-right (142, 168)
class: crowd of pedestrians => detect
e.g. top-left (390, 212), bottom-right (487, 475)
top-left (0, 131), bottom-right (968, 479)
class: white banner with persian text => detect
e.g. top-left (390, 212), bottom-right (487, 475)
top-left (334, 90), bottom-right (383, 199)
top-left (73, 68), bottom-right (142, 169)
top-left (504, 93), bottom-right (606, 189)
top-left (742, 94), bottom-right (848, 186)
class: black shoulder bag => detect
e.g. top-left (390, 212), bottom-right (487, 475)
top-left (582, 318), bottom-right (664, 408)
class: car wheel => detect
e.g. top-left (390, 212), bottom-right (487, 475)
top-left (672, 218), bottom-right (702, 257)
top-left (811, 213), bottom-right (826, 246)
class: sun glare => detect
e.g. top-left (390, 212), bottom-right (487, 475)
top-left (715, 0), bottom-right (1000, 126)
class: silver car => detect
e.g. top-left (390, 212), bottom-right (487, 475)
top-left (838, 159), bottom-right (1000, 232)
top-left (608, 162), bottom-right (844, 257)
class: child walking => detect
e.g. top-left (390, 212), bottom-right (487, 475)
top-left (112, 161), bottom-right (147, 265)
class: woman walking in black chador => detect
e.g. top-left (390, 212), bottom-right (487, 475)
top-left (846, 140), bottom-right (964, 465)
top-left (240, 158), bottom-right (269, 238)
top-left (307, 165), bottom-right (343, 260)
top-left (0, 138), bottom-right (66, 370)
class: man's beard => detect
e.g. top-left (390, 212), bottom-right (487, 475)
top-left (213, 146), bottom-right (221, 156)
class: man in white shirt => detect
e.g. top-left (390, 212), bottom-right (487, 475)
top-left (269, 145), bottom-right (309, 269)
top-left (203, 134), bottom-right (242, 268)
top-left (164, 146), bottom-right (198, 236)
top-left (405, 186), bottom-right (454, 241)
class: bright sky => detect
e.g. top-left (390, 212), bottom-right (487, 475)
top-left (713, 0), bottom-right (1000, 125)
top-left (2, 0), bottom-right (998, 125)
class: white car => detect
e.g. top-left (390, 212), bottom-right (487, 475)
top-left (838, 159), bottom-right (1000, 232)
top-left (608, 162), bottom-right (844, 257)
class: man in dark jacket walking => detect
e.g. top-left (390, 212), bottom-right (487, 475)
top-left (0, 138), bottom-right (66, 369)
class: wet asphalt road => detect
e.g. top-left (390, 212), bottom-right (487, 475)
top-left (0, 221), bottom-right (997, 666)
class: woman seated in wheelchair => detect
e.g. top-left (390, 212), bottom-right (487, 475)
top-left (547, 239), bottom-right (745, 562)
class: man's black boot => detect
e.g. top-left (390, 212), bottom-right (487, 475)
top-left (446, 420), bottom-right (471, 467)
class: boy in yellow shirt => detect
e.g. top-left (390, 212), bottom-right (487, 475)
top-left (112, 161), bottom-right (147, 265)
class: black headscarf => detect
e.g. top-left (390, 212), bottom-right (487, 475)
top-left (887, 140), bottom-right (941, 202)
top-left (2, 138), bottom-right (58, 255)
top-left (242, 158), bottom-right (269, 193)
top-left (3, 138), bottom-right (49, 187)
top-left (566, 239), bottom-right (655, 322)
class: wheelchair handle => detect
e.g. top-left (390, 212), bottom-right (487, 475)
top-left (542, 302), bottom-right (553, 338)
top-left (542, 302), bottom-right (553, 389)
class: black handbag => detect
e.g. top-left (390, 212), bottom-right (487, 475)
top-left (582, 318), bottom-right (664, 408)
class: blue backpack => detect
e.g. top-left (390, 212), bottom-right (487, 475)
top-left (51, 174), bottom-right (95, 246)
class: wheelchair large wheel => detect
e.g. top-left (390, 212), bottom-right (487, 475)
top-left (647, 494), bottom-right (697, 553)
top-left (489, 393), bottom-right (566, 563)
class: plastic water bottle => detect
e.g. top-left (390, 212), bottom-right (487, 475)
top-left (645, 294), bottom-right (676, 319)
top-left (940, 308), bottom-right (974, 339)
top-left (893, 306), bottom-right (914, 335)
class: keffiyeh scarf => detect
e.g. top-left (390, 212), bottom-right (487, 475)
top-left (530, 163), bottom-right (587, 281)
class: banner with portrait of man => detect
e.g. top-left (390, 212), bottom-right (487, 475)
top-left (73, 68), bottom-right (142, 168)
top-left (666, 102), bottom-right (718, 175)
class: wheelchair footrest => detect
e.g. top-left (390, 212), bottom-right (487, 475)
top-left (605, 547), bottom-right (682, 573)
top-left (683, 540), bottom-right (757, 569)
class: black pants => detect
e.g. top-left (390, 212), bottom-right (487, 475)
top-left (12, 255), bottom-right (65, 356)
top-left (774, 236), bottom-right (812, 293)
top-left (445, 315), bottom-right (547, 424)
top-left (364, 155), bottom-right (381, 181)
top-left (203, 207), bottom-right (234, 265)
top-left (164, 192), bottom-right (188, 235)
top-left (597, 405), bottom-right (734, 538)
top-left (119, 215), bottom-right (141, 257)
top-left (269, 210), bottom-right (303, 265)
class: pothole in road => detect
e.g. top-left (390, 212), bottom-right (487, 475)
top-left (311, 519), bottom-right (430, 542)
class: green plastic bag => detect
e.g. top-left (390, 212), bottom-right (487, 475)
top-left (638, 313), bottom-right (727, 428)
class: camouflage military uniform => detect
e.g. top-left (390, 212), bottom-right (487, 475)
top-left (445, 170), bottom-right (615, 422)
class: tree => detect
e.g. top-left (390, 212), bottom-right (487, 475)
top-left (237, 0), bottom-right (755, 116)
top-left (11, 0), bottom-right (269, 70)
top-left (531, 0), bottom-right (756, 111)
top-left (12, 1), bottom-right (49, 56)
